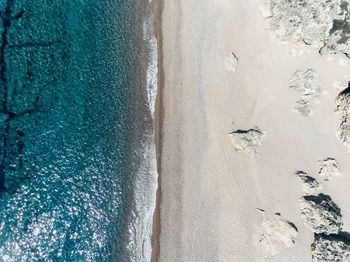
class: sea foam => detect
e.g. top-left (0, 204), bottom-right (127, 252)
top-left (127, 4), bottom-right (158, 262)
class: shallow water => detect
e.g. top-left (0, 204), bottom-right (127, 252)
top-left (0, 0), bottom-right (157, 261)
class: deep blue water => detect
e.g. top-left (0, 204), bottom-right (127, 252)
top-left (0, 0), bottom-right (156, 261)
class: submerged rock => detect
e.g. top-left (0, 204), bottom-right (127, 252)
top-left (318, 158), bottom-right (340, 181)
top-left (261, 0), bottom-right (348, 45)
top-left (312, 233), bottom-right (350, 261)
top-left (300, 194), bottom-right (343, 234)
top-left (257, 209), bottom-right (298, 255)
top-left (229, 126), bottom-right (266, 154)
top-left (224, 52), bottom-right (238, 72)
top-left (295, 171), bottom-right (322, 194)
top-left (336, 85), bottom-right (350, 151)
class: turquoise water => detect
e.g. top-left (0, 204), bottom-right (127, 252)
top-left (0, 0), bottom-right (157, 261)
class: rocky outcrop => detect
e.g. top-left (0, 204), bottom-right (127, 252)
top-left (295, 171), bottom-right (322, 194)
top-left (257, 209), bottom-right (298, 255)
top-left (289, 69), bottom-right (321, 116)
top-left (336, 85), bottom-right (350, 151)
top-left (312, 233), bottom-right (350, 261)
top-left (333, 80), bottom-right (348, 91)
top-left (320, 16), bottom-right (350, 58)
top-left (300, 194), bottom-right (343, 234)
top-left (290, 69), bottom-right (321, 97)
top-left (261, 0), bottom-right (350, 58)
top-left (260, 0), bottom-right (348, 46)
top-left (318, 158), bottom-right (340, 181)
top-left (294, 162), bottom-right (346, 260)
top-left (224, 52), bottom-right (238, 72)
top-left (229, 126), bottom-right (266, 154)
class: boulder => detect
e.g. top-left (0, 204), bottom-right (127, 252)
top-left (290, 69), bottom-right (321, 98)
top-left (336, 86), bottom-right (350, 151)
top-left (312, 233), bottom-right (350, 261)
top-left (257, 209), bottom-right (298, 255)
top-left (318, 158), bottom-right (340, 181)
top-left (300, 194), bottom-right (343, 234)
top-left (295, 171), bottom-right (322, 194)
top-left (229, 127), bottom-right (265, 154)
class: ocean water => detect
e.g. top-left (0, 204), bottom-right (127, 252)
top-left (0, 0), bottom-right (158, 261)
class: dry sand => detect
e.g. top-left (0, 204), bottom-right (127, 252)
top-left (155, 0), bottom-right (350, 261)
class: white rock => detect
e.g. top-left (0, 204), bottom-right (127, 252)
top-left (318, 158), bottom-right (340, 180)
top-left (335, 86), bottom-right (350, 151)
top-left (229, 126), bottom-right (266, 154)
top-left (320, 17), bottom-right (350, 58)
top-left (257, 209), bottom-right (298, 255)
top-left (261, 0), bottom-right (348, 46)
top-left (289, 69), bottom-right (321, 116)
top-left (300, 194), bottom-right (343, 235)
top-left (294, 99), bottom-right (313, 117)
top-left (333, 81), bottom-right (348, 91)
top-left (312, 233), bottom-right (350, 262)
top-left (290, 69), bottom-right (321, 98)
top-left (260, 0), bottom-right (273, 18)
top-left (337, 117), bottom-right (350, 152)
top-left (224, 52), bottom-right (238, 72)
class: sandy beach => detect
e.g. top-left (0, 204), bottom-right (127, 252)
top-left (154, 0), bottom-right (350, 261)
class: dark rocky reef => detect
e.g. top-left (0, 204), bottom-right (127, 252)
top-left (0, 0), bottom-right (67, 194)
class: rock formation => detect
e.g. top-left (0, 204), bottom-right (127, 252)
top-left (261, 0), bottom-right (350, 59)
top-left (294, 162), bottom-right (348, 260)
top-left (312, 233), bottom-right (350, 261)
top-left (290, 69), bottom-right (321, 97)
top-left (333, 80), bottom-right (348, 91)
top-left (318, 158), bottom-right (340, 181)
top-left (336, 85), bottom-right (350, 151)
top-left (229, 126), bottom-right (266, 154)
top-left (320, 16), bottom-right (350, 58)
top-left (300, 194), bottom-right (343, 235)
top-left (257, 209), bottom-right (298, 255)
top-left (261, 0), bottom-right (348, 46)
top-left (290, 69), bottom-right (321, 116)
top-left (295, 171), bottom-right (322, 194)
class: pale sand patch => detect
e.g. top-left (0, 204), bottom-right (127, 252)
top-left (158, 0), bottom-right (350, 261)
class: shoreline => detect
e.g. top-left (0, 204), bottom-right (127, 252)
top-left (146, 0), bottom-right (350, 260)
top-left (150, 0), bottom-right (163, 261)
